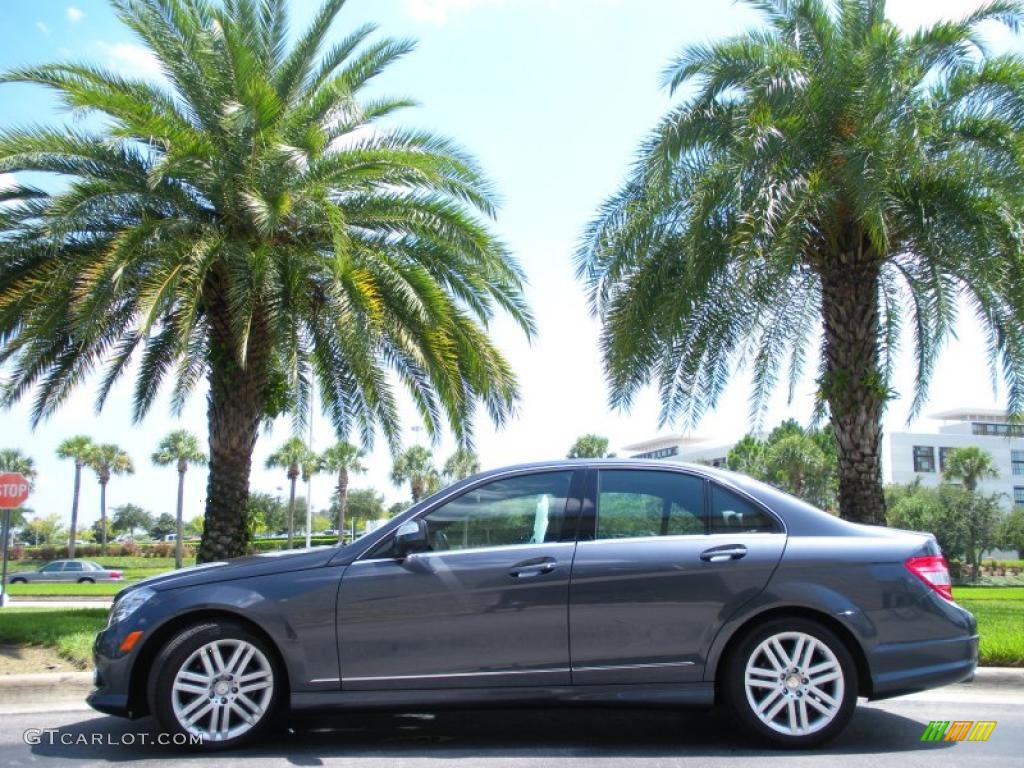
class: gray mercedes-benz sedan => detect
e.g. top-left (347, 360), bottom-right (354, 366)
top-left (88, 460), bottom-right (977, 750)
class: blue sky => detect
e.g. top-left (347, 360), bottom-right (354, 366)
top-left (0, 0), bottom-right (1019, 527)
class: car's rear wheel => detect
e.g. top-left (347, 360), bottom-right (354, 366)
top-left (77, 577), bottom-right (95, 584)
top-left (9, 577), bottom-right (26, 584)
top-left (149, 621), bottom-right (280, 750)
top-left (723, 617), bottom-right (857, 748)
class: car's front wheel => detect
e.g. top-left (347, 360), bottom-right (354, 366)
top-left (149, 621), bottom-right (280, 750)
top-left (723, 617), bottom-right (857, 748)
top-left (9, 577), bottom-right (26, 584)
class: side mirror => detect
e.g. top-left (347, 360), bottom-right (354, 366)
top-left (394, 519), bottom-right (429, 557)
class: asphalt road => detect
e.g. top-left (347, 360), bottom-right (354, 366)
top-left (0, 689), bottom-right (1019, 767)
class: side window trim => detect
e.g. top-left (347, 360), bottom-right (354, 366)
top-left (358, 468), bottom-right (585, 561)
top-left (708, 481), bottom-right (785, 534)
top-left (591, 468), bottom-right (708, 541)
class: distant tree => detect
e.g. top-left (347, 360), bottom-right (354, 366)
top-left (332, 488), bottom-right (386, 535)
top-left (391, 446), bottom-right (441, 503)
top-left (943, 446), bottom-right (1001, 579)
top-left (999, 506), bottom-right (1024, 559)
top-left (152, 430), bottom-right (206, 568)
top-left (567, 434), bottom-right (613, 459)
top-left (727, 421), bottom-right (838, 510)
top-left (266, 437), bottom-right (317, 549)
top-left (319, 442), bottom-right (366, 543)
top-left (149, 513), bottom-right (178, 540)
top-left (56, 435), bottom-right (94, 557)
top-left (388, 502), bottom-right (407, 517)
top-left (90, 518), bottom-right (110, 545)
top-left (443, 448), bottom-right (481, 481)
top-left (245, 493), bottom-right (288, 538)
top-left (886, 482), bottom-right (967, 562)
top-left (24, 514), bottom-right (66, 547)
top-left (87, 444), bottom-right (135, 553)
top-left (184, 515), bottom-right (204, 539)
top-left (112, 504), bottom-right (152, 541)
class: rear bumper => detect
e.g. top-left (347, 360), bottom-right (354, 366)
top-left (867, 632), bottom-right (979, 700)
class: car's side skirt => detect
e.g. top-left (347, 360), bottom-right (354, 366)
top-left (290, 682), bottom-right (715, 712)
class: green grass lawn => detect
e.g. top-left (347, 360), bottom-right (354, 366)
top-left (955, 586), bottom-right (1024, 667)
top-left (5, 582), bottom-right (125, 597)
top-left (0, 608), bottom-right (108, 668)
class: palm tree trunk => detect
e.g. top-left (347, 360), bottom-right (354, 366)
top-left (175, 466), bottom-right (186, 569)
top-left (99, 479), bottom-right (108, 555)
top-left (197, 280), bottom-right (270, 563)
top-left (337, 468), bottom-right (349, 544)
top-left (820, 253), bottom-right (887, 526)
top-left (287, 477), bottom-right (297, 550)
top-left (68, 462), bottom-right (81, 558)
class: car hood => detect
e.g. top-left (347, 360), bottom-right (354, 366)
top-left (124, 546), bottom-right (339, 594)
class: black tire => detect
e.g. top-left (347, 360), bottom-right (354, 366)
top-left (722, 617), bottom-right (858, 748)
top-left (149, 621), bottom-right (282, 751)
top-left (9, 577), bottom-right (26, 584)
top-left (77, 578), bottom-right (95, 584)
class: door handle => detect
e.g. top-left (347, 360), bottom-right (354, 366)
top-left (509, 557), bottom-right (557, 578)
top-left (700, 545), bottom-right (747, 563)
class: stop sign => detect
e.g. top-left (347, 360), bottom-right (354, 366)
top-left (0, 473), bottom-right (30, 509)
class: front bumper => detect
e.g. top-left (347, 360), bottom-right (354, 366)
top-left (86, 624), bottom-right (143, 719)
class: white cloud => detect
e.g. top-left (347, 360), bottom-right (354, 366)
top-left (404, 0), bottom-right (503, 25)
top-left (94, 41), bottom-right (162, 79)
top-left (67, 6), bottom-right (85, 23)
top-left (36, 21), bottom-right (51, 37)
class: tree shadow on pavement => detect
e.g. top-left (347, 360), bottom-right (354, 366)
top-left (28, 703), bottom-right (956, 762)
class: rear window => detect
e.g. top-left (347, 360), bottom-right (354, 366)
top-left (709, 485), bottom-right (778, 533)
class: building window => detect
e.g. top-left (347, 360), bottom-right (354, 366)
top-left (913, 446), bottom-right (936, 473)
top-left (939, 447), bottom-right (955, 472)
top-left (972, 422), bottom-right (1024, 437)
top-left (1015, 487), bottom-right (1024, 506)
top-left (632, 446), bottom-right (679, 460)
top-left (1013, 450), bottom-right (1024, 477)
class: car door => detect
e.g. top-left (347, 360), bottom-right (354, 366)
top-left (37, 562), bottom-right (65, 582)
top-left (337, 468), bottom-right (583, 690)
top-left (569, 468), bottom-right (786, 685)
top-left (63, 561), bottom-right (85, 581)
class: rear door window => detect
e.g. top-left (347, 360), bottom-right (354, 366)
top-left (596, 470), bottom-right (705, 540)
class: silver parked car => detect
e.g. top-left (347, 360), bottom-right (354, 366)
top-left (6, 559), bottom-right (124, 584)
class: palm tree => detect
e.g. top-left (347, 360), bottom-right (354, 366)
top-left (578, 0), bottom-right (1024, 526)
top-left (266, 437), bottom-right (317, 549)
top-left (319, 441), bottom-right (366, 542)
top-left (443, 447), bottom-right (480, 482)
top-left (0, 0), bottom-right (532, 562)
top-left (87, 444), bottom-right (134, 554)
top-left (391, 445), bottom-right (440, 503)
top-left (944, 446), bottom-right (1000, 579)
top-left (56, 436), bottom-right (94, 557)
top-left (152, 430), bottom-right (206, 569)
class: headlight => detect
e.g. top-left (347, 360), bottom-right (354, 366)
top-left (107, 587), bottom-right (155, 627)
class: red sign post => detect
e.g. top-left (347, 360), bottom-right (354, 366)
top-left (0, 471), bottom-right (31, 607)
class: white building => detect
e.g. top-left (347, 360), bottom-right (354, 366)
top-left (887, 408), bottom-right (1024, 507)
top-left (623, 407), bottom-right (1024, 510)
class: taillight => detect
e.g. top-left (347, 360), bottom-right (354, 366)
top-left (905, 555), bottom-right (953, 601)
top-left (110, 571), bottom-right (122, 579)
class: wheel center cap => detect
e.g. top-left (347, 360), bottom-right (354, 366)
top-left (785, 674), bottom-right (801, 690)
top-left (213, 681), bottom-right (231, 696)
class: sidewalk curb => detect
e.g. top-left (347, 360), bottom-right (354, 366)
top-left (966, 667), bottom-right (1024, 688)
top-left (0, 672), bottom-right (93, 714)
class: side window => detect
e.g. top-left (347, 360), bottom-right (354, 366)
top-left (709, 484), bottom-right (778, 533)
top-left (64, 562), bottom-right (84, 571)
top-left (364, 471), bottom-right (576, 559)
top-left (596, 470), bottom-right (705, 540)
top-left (41, 562), bottom-right (64, 573)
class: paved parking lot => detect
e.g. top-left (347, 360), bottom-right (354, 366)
top-left (0, 688), bottom-right (1020, 767)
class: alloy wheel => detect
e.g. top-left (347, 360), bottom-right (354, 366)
top-left (170, 638), bottom-right (274, 742)
top-left (743, 630), bottom-right (845, 736)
